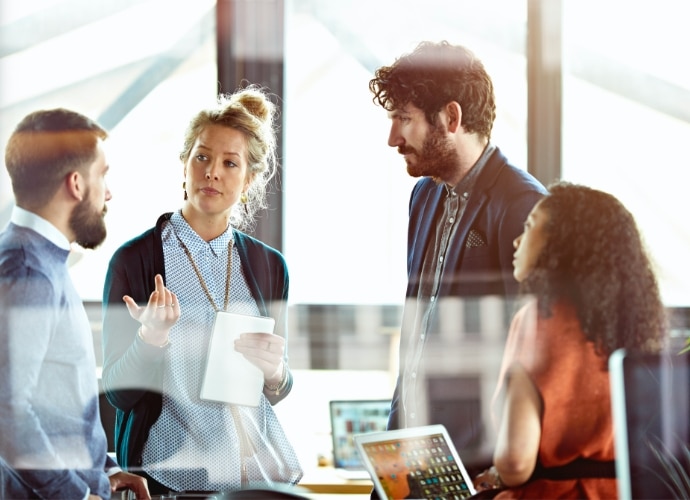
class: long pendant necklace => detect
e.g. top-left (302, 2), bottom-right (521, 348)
top-left (176, 235), bottom-right (233, 312)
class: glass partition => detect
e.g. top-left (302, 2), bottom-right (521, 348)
top-left (2, 0), bottom-right (689, 477)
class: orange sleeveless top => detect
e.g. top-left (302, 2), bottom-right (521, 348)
top-left (493, 300), bottom-right (618, 499)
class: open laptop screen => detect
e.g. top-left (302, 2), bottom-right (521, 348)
top-left (354, 424), bottom-right (476, 500)
top-left (329, 399), bottom-right (391, 470)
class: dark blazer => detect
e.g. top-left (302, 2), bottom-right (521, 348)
top-left (389, 147), bottom-right (547, 429)
top-left (407, 147), bottom-right (547, 298)
top-left (101, 213), bottom-right (291, 470)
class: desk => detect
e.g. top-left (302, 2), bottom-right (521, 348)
top-left (305, 495), bottom-right (371, 500)
top-left (298, 466), bottom-right (373, 495)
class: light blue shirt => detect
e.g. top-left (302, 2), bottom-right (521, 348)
top-left (10, 205), bottom-right (71, 250)
top-left (142, 210), bottom-right (265, 491)
top-left (1, 206), bottom-right (118, 499)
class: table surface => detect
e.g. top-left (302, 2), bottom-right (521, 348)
top-left (298, 466), bottom-right (374, 495)
top-left (305, 495), bottom-right (372, 500)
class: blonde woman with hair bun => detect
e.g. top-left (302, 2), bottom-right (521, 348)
top-left (101, 84), bottom-right (302, 495)
top-left (178, 84), bottom-right (278, 230)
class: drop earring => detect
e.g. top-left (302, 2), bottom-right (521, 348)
top-left (183, 181), bottom-right (187, 200)
top-left (240, 192), bottom-right (248, 215)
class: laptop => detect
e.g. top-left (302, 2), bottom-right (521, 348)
top-left (329, 399), bottom-right (392, 479)
top-left (354, 424), bottom-right (477, 499)
top-left (609, 348), bottom-right (690, 500)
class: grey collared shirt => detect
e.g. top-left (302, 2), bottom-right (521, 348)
top-left (400, 143), bottom-right (496, 428)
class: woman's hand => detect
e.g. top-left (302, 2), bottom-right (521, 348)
top-left (473, 465), bottom-right (504, 492)
top-left (122, 274), bottom-right (180, 347)
top-left (234, 332), bottom-right (285, 384)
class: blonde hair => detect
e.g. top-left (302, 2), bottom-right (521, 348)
top-left (180, 84), bottom-right (279, 230)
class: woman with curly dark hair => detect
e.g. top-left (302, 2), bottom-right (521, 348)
top-left (473, 181), bottom-right (667, 499)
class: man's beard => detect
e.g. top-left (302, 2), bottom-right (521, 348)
top-left (69, 189), bottom-right (107, 249)
top-left (401, 123), bottom-right (460, 184)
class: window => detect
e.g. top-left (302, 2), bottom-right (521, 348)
top-left (3, 0), bottom-right (689, 479)
top-left (561, 0), bottom-right (690, 307)
top-left (283, 0), bottom-right (529, 305)
top-left (0, 0), bottom-right (218, 301)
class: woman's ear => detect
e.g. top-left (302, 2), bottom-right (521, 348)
top-left (244, 172), bottom-right (256, 192)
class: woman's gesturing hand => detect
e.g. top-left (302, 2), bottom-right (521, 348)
top-left (122, 274), bottom-right (180, 347)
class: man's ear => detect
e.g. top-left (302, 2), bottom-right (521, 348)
top-left (65, 171), bottom-right (84, 201)
top-left (445, 101), bottom-right (462, 133)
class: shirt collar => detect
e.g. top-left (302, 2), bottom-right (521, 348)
top-left (447, 142), bottom-right (496, 198)
top-left (10, 205), bottom-right (71, 251)
top-left (170, 210), bottom-right (233, 256)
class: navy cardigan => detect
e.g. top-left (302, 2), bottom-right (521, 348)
top-left (101, 213), bottom-right (291, 470)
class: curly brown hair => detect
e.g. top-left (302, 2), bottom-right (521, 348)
top-left (523, 182), bottom-right (667, 356)
top-left (369, 40), bottom-right (496, 137)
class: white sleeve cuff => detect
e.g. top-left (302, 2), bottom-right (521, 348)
top-left (106, 466), bottom-right (122, 477)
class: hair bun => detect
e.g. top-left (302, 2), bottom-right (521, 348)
top-left (233, 86), bottom-right (276, 124)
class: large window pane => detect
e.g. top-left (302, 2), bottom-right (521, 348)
top-left (283, 0), bottom-right (529, 306)
top-left (562, 0), bottom-right (690, 307)
top-left (0, 0), bottom-right (218, 301)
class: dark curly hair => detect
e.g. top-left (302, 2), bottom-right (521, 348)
top-left (522, 182), bottom-right (667, 356)
top-left (369, 40), bottom-right (496, 137)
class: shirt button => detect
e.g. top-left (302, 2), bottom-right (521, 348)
top-left (439, 256), bottom-right (444, 263)
top-left (430, 295), bottom-right (435, 302)
top-left (411, 372), bottom-right (417, 379)
top-left (410, 413), bottom-right (416, 419)
top-left (449, 217), bottom-right (455, 223)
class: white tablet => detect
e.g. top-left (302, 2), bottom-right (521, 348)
top-left (200, 311), bottom-right (275, 407)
